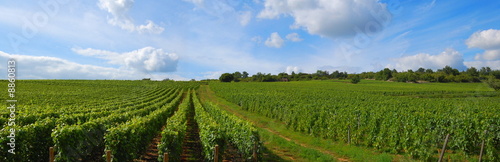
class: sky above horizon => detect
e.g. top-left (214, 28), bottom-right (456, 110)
top-left (1, 0), bottom-right (500, 80)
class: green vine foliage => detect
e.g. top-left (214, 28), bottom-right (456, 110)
top-left (211, 81), bottom-right (500, 161)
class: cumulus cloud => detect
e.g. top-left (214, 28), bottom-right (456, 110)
top-left (464, 60), bottom-right (500, 70)
top-left (265, 32), bottom-right (284, 48)
top-left (285, 66), bottom-right (300, 74)
top-left (98, 0), bottom-right (164, 34)
top-left (72, 47), bottom-right (178, 72)
top-left (0, 51), bottom-right (131, 79)
top-left (239, 11), bottom-right (252, 26)
top-left (286, 33), bottom-right (303, 42)
top-left (466, 29), bottom-right (500, 61)
top-left (388, 48), bottom-right (467, 71)
top-left (137, 20), bottom-right (165, 34)
top-left (466, 29), bottom-right (500, 50)
top-left (258, 0), bottom-right (391, 38)
top-left (474, 50), bottom-right (500, 61)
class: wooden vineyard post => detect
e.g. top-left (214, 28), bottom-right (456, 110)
top-left (479, 139), bottom-right (485, 162)
top-left (164, 153), bottom-right (169, 162)
top-left (253, 142), bottom-right (257, 162)
top-left (214, 145), bottom-right (219, 162)
top-left (347, 125), bottom-right (351, 145)
top-left (106, 150), bottom-right (112, 162)
top-left (479, 130), bottom-right (487, 162)
top-left (49, 147), bottom-right (54, 162)
top-left (438, 134), bottom-right (450, 162)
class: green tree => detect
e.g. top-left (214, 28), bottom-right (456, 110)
top-left (233, 71), bottom-right (242, 79)
top-left (440, 66), bottom-right (459, 76)
top-left (480, 67), bottom-right (492, 75)
top-left (486, 76), bottom-right (500, 91)
top-left (416, 67), bottom-right (425, 73)
top-left (219, 73), bottom-right (234, 82)
top-left (242, 71), bottom-right (249, 78)
top-left (376, 68), bottom-right (393, 81)
top-left (233, 71), bottom-right (242, 82)
top-left (351, 75), bottom-right (361, 84)
top-left (466, 67), bottom-right (479, 77)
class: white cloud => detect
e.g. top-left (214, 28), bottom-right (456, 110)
top-left (286, 33), bottom-right (303, 42)
top-left (137, 20), bottom-right (165, 34)
top-left (265, 32), bottom-right (284, 48)
top-left (466, 29), bottom-right (500, 50)
top-left (251, 36), bottom-right (262, 43)
top-left (285, 66), bottom-right (300, 74)
top-left (464, 60), bottom-right (500, 70)
top-left (0, 51), bottom-right (126, 79)
top-left (258, 0), bottom-right (391, 38)
top-left (466, 29), bottom-right (500, 61)
top-left (183, 0), bottom-right (204, 7)
top-left (72, 47), bottom-right (178, 72)
top-left (388, 48), bottom-right (467, 71)
top-left (199, 71), bottom-right (223, 80)
top-left (97, 0), bottom-right (164, 34)
top-left (474, 50), bottom-right (500, 61)
top-left (239, 11), bottom-right (252, 26)
top-left (318, 65), bottom-right (361, 73)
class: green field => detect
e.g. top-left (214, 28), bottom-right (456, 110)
top-left (210, 80), bottom-right (500, 161)
top-left (0, 80), bottom-right (499, 161)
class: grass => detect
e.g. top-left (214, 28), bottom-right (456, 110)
top-left (197, 85), bottom-right (414, 162)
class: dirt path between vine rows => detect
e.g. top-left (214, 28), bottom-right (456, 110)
top-left (134, 131), bottom-right (163, 162)
top-left (180, 97), bottom-right (203, 161)
top-left (134, 91), bottom-right (188, 162)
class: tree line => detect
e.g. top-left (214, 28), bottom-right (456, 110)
top-left (219, 70), bottom-right (349, 82)
top-left (218, 66), bottom-right (500, 90)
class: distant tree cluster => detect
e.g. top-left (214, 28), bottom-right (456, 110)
top-left (218, 70), bottom-right (348, 82)
top-left (218, 66), bottom-right (500, 90)
top-left (358, 66), bottom-right (500, 83)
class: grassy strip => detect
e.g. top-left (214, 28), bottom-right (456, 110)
top-left (258, 126), bottom-right (336, 161)
top-left (197, 85), bottom-right (415, 162)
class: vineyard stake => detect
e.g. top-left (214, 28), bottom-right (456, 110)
top-left (163, 153), bottom-right (169, 162)
top-left (479, 139), bottom-right (485, 162)
top-left (214, 145), bottom-right (219, 162)
top-left (347, 125), bottom-right (351, 145)
top-left (479, 130), bottom-right (487, 162)
top-left (49, 147), bottom-right (54, 162)
top-left (253, 142), bottom-right (257, 162)
top-left (438, 134), bottom-right (450, 162)
top-left (106, 150), bottom-right (111, 162)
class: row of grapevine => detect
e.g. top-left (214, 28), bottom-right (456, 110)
top-left (155, 89), bottom-right (261, 161)
top-left (192, 91), bottom-right (261, 161)
top-left (0, 88), bottom-right (179, 161)
top-left (3, 88), bottom-right (179, 161)
top-left (193, 93), bottom-right (225, 161)
top-left (51, 89), bottom-right (183, 161)
top-left (5, 87), bottom-right (175, 127)
top-left (104, 90), bottom-right (184, 161)
top-left (211, 81), bottom-right (500, 161)
top-left (157, 90), bottom-right (192, 161)
top-left (0, 80), bottom-right (200, 162)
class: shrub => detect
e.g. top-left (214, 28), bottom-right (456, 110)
top-left (351, 75), bottom-right (361, 84)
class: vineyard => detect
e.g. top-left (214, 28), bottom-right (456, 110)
top-left (210, 80), bottom-right (500, 161)
top-left (0, 80), bottom-right (499, 161)
top-left (0, 80), bottom-right (260, 161)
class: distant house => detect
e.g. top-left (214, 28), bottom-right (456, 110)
top-left (142, 78), bottom-right (151, 81)
top-left (281, 78), bottom-right (289, 82)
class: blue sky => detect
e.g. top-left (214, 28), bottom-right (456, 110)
top-left (1, 0), bottom-right (500, 80)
